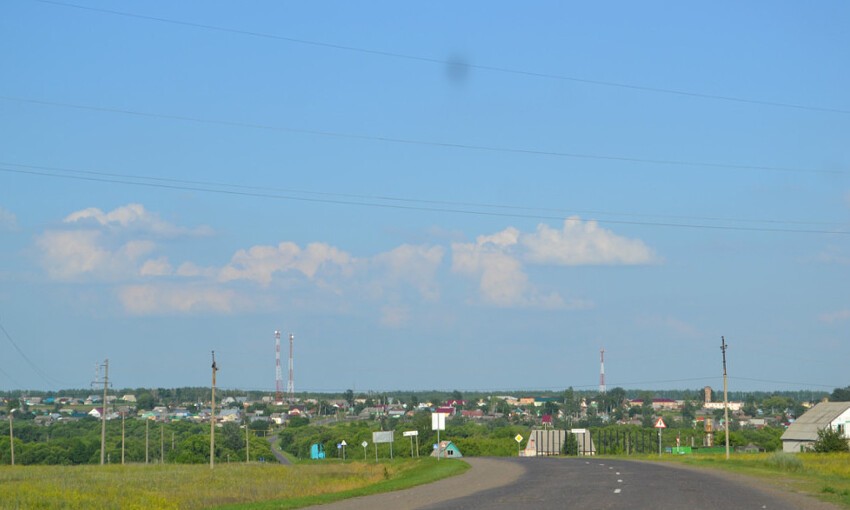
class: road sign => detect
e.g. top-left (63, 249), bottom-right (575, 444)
top-left (361, 441), bottom-right (367, 448)
top-left (654, 417), bottom-right (667, 429)
top-left (340, 440), bottom-right (347, 446)
top-left (403, 430), bottom-right (419, 437)
top-left (431, 412), bottom-right (446, 431)
top-left (372, 431), bottom-right (394, 444)
top-left (514, 434), bottom-right (523, 443)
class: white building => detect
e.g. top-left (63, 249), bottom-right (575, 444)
top-left (781, 401), bottom-right (850, 453)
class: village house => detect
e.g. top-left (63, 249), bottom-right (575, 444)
top-left (781, 401), bottom-right (850, 453)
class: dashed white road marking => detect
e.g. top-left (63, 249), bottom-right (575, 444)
top-left (617, 479), bottom-right (623, 483)
top-left (614, 488), bottom-right (622, 494)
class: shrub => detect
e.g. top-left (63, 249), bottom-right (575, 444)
top-left (764, 452), bottom-right (803, 472)
top-left (813, 427), bottom-right (850, 453)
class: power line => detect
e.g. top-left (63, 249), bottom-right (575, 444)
top-left (0, 317), bottom-right (63, 387)
top-left (2, 164), bottom-right (849, 235)
top-left (1, 95), bottom-right (845, 177)
top-left (28, 0), bottom-right (850, 116)
top-left (1, 161), bottom-right (844, 230)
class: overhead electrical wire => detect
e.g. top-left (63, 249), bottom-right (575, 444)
top-left (1, 161), bottom-right (846, 232)
top-left (0, 317), bottom-right (64, 388)
top-left (1, 96), bottom-right (845, 178)
top-left (27, 0), bottom-right (850, 116)
top-left (2, 164), bottom-right (848, 235)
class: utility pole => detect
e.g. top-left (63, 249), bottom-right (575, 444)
top-left (145, 418), bottom-right (150, 464)
top-left (93, 359), bottom-right (110, 466)
top-left (160, 422), bottom-right (165, 464)
top-left (721, 336), bottom-right (730, 460)
top-left (121, 412), bottom-right (125, 465)
top-left (8, 409), bottom-right (14, 466)
top-left (210, 351), bottom-right (218, 470)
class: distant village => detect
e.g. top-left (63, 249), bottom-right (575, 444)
top-left (3, 383), bottom-right (849, 456)
top-left (0, 385), bottom-right (823, 433)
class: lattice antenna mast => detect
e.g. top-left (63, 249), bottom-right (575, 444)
top-left (274, 331), bottom-right (283, 404)
top-left (599, 348), bottom-right (606, 394)
top-left (287, 333), bottom-right (295, 402)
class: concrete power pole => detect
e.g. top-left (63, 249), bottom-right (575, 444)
top-left (210, 351), bottom-right (218, 470)
top-left (93, 359), bottom-right (110, 466)
top-left (721, 337), bottom-right (730, 460)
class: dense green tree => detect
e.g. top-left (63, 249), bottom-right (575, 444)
top-left (640, 392), bottom-right (655, 428)
top-left (136, 392), bottom-right (156, 411)
top-left (830, 386), bottom-right (850, 402)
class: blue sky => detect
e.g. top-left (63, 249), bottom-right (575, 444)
top-left (1, 1), bottom-right (848, 394)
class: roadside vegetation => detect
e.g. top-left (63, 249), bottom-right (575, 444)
top-left (0, 457), bottom-right (468, 510)
top-left (660, 452), bottom-right (850, 508)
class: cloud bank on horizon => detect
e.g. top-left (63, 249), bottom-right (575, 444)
top-left (35, 204), bottom-right (658, 322)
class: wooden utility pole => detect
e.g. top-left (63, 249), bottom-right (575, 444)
top-left (210, 351), bottom-right (218, 470)
top-left (145, 418), bottom-right (149, 464)
top-left (721, 336), bottom-right (730, 460)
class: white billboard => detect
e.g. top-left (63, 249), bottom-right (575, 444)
top-left (372, 431), bottom-right (394, 444)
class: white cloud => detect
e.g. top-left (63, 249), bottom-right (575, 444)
top-left (372, 244), bottom-right (444, 300)
top-left (0, 206), bottom-right (17, 231)
top-left (219, 241), bottom-right (352, 286)
top-left (451, 218), bottom-right (656, 308)
top-left (64, 203), bottom-right (212, 237)
top-left (522, 217), bottom-right (658, 266)
top-left (819, 310), bottom-right (850, 324)
top-left (37, 204), bottom-right (209, 281)
top-left (140, 257), bottom-right (173, 277)
top-left (176, 262), bottom-right (214, 278)
top-left (452, 228), bottom-right (564, 308)
top-left (118, 284), bottom-right (236, 315)
top-left (36, 230), bottom-right (155, 280)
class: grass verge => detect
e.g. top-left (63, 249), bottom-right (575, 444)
top-left (656, 452), bottom-right (850, 508)
top-left (0, 458), bottom-right (468, 510)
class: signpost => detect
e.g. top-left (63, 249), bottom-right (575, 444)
top-left (403, 430), bottom-right (419, 457)
top-left (340, 440), bottom-right (347, 461)
top-left (654, 417), bottom-right (667, 457)
top-left (431, 413), bottom-right (446, 461)
top-left (361, 441), bottom-right (368, 461)
top-left (514, 434), bottom-right (523, 457)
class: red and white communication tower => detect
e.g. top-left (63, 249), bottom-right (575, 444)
top-left (287, 333), bottom-right (295, 402)
top-left (274, 331), bottom-right (283, 404)
top-left (599, 348), bottom-right (606, 394)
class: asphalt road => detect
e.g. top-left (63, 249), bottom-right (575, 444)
top-left (421, 458), bottom-right (835, 510)
top-left (311, 457), bottom-right (841, 510)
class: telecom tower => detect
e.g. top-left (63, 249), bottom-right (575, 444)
top-left (274, 331), bottom-right (283, 405)
top-left (599, 348), bottom-right (606, 394)
top-left (287, 333), bottom-right (295, 402)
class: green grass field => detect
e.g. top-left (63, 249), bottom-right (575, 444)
top-left (0, 458), bottom-right (468, 510)
top-left (658, 452), bottom-right (850, 508)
